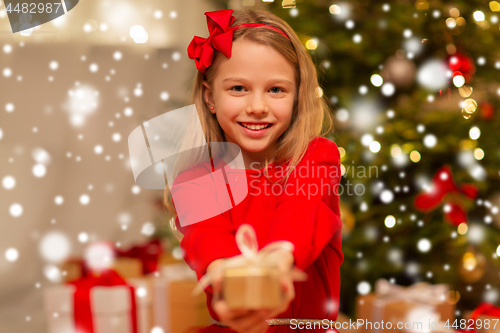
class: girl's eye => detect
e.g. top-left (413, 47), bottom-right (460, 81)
top-left (231, 86), bottom-right (245, 92)
top-left (270, 87), bottom-right (285, 94)
top-left (230, 86), bottom-right (285, 93)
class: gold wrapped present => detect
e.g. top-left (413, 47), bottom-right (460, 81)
top-left (60, 257), bottom-right (143, 282)
top-left (356, 279), bottom-right (456, 333)
top-left (153, 263), bottom-right (213, 333)
top-left (193, 224), bottom-right (307, 311)
top-left (112, 257), bottom-right (143, 278)
top-left (223, 266), bottom-right (283, 309)
top-left (158, 252), bottom-right (183, 266)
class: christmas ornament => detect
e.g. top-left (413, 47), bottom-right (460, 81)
top-left (381, 55), bottom-right (416, 88)
top-left (417, 59), bottom-right (448, 91)
top-left (479, 102), bottom-right (495, 120)
top-left (414, 165), bottom-right (478, 226)
top-left (446, 53), bottom-right (475, 83)
top-left (339, 201), bottom-right (355, 237)
top-left (459, 249), bottom-right (486, 283)
top-left (462, 99), bottom-right (478, 119)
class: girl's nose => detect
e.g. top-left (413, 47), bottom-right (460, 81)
top-left (246, 95), bottom-right (269, 116)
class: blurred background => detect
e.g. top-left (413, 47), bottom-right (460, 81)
top-left (1, 0), bottom-right (500, 332)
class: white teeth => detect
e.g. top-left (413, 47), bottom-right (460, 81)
top-left (241, 123), bottom-right (270, 130)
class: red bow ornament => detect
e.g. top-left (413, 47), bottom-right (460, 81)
top-left (413, 165), bottom-right (478, 226)
top-left (187, 9), bottom-right (236, 74)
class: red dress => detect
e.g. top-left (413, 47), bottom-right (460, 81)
top-left (173, 137), bottom-right (343, 333)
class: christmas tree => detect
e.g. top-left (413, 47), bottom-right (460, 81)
top-left (211, 0), bottom-right (500, 318)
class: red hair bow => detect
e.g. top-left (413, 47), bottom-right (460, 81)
top-left (188, 9), bottom-right (235, 74)
top-left (187, 9), bottom-right (289, 74)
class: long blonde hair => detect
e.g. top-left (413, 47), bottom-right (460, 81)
top-left (164, 8), bottom-right (334, 216)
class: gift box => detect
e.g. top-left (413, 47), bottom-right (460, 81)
top-left (113, 257), bottom-right (143, 278)
top-left (356, 279), bottom-right (455, 333)
top-left (116, 239), bottom-right (163, 275)
top-left (60, 258), bottom-right (85, 282)
top-left (191, 224), bottom-right (306, 312)
top-left (128, 278), bottom-right (154, 333)
top-left (153, 263), bottom-right (213, 333)
top-left (43, 270), bottom-right (151, 333)
top-left (61, 257), bottom-right (143, 282)
top-left (158, 252), bottom-right (183, 266)
top-left (223, 265), bottom-right (283, 309)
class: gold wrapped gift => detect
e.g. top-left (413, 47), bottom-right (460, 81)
top-left (154, 263), bottom-right (213, 333)
top-left (113, 257), bottom-right (143, 278)
top-left (60, 257), bottom-right (143, 282)
top-left (356, 279), bottom-right (456, 333)
top-left (193, 224), bottom-right (307, 311)
top-left (223, 266), bottom-right (284, 309)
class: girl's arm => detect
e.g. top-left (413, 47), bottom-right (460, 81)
top-left (171, 162), bottom-right (242, 280)
top-left (176, 215), bottom-right (241, 279)
top-left (266, 138), bottom-right (344, 271)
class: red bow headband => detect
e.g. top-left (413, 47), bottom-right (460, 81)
top-left (187, 9), bottom-right (290, 74)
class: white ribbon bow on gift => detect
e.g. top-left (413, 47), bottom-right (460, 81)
top-left (192, 224), bottom-right (308, 296)
top-left (375, 278), bottom-right (448, 304)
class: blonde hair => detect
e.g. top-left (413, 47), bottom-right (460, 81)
top-left (164, 8), bottom-right (334, 216)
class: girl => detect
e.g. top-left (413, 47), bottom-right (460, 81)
top-left (165, 8), bottom-right (343, 333)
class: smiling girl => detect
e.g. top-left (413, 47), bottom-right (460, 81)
top-left (165, 8), bottom-right (343, 333)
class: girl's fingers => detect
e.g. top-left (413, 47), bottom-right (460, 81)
top-left (213, 298), bottom-right (269, 333)
top-left (213, 299), bottom-right (251, 322)
top-left (245, 319), bottom-right (269, 333)
top-left (211, 270), bottom-right (224, 294)
top-left (230, 310), bottom-right (267, 332)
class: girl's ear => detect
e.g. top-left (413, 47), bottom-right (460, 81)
top-left (202, 81), bottom-right (216, 114)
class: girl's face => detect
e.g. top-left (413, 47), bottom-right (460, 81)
top-left (203, 38), bottom-right (296, 167)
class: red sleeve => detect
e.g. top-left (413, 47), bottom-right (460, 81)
top-left (172, 163), bottom-right (242, 280)
top-left (266, 138), bottom-right (343, 271)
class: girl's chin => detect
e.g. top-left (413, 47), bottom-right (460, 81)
top-left (238, 142), bottom-right (271, 153)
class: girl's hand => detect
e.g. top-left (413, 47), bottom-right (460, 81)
top-left (207, 259), bottom-right (270, 333)
top-left (206, 250), bottom-right (296, 332)
top-left (259, 249), bottom-right (296, 319)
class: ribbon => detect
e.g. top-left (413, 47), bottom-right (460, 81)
top-left (192, 223), bottom-right (307, 296)
top-left (187, 9), bottom-right (289, 73)
top-left (414, 165), bottom-right (478, 226)
top-left (69, 269), bottom-right (138, 333)
top-left (375, 279), bottom-right (448, 305)
top-left (115, 239), bottom-right (163, 275)
top-left (459, 303), bottom-right (500, 333)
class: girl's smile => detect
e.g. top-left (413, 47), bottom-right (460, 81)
top-left (238, 122), bottom-right (273, 138)
top-left (203, 38), bottom-right (297, 168)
